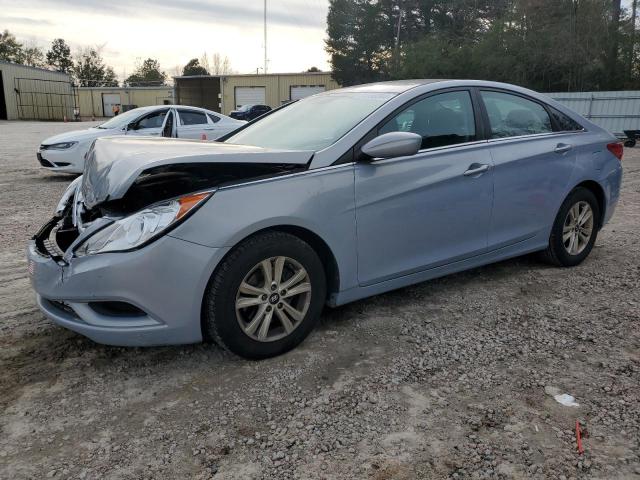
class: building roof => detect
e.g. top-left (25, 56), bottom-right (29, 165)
top-left (0, 60), bottom-right (70, 77)
top-left (173, 71), bottom-right (332, 80)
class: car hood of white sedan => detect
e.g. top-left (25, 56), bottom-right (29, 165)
top-left (42, 127), bottom-right (115, 145)
top-left (81, 136), bottom-right (314, 209)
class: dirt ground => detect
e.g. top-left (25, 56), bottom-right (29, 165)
top-left (0, 120), bottom-right (638, 480)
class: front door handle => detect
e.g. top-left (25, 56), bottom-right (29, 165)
top-left (554, 143), bottom-right (573, 154)
top-left (464, 163), bottom-right (491, 176)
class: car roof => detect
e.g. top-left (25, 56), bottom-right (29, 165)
top-left (139, 104), bottom-right (237, 118)
top-left (322, 79), bottom-right (553, 97)
top-left (332, 79), bottom-right (449, 94)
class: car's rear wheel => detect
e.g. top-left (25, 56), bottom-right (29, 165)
top-left (542, 187), bottom-right (600, 267)
top-left (203, 231), bottom-right (326, 359)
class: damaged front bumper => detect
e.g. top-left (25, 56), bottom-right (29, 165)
top-left (27, 216), bottom-right (228, 346)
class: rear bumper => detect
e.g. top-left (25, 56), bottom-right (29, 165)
top-left (601, 160), bottom-right (623, 226)
top-left (27, 231), bottom-right (229, 346)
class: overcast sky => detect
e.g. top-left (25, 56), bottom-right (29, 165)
top-left (1, 0), bottom-right (330, 78)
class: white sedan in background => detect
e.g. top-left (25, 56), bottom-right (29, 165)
top-left (37, 105), bottom-right (246, 173)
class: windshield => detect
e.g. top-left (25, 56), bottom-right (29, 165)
top-left (226, 93), bottom-right (394, 151)
top-left (96, 108), bottom-right (152, 129)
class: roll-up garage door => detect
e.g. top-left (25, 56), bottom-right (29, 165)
top-left (235, 87), bottom-right (266, 108)
top-left (102, 93), bottom-right (121, 117)
top-left (290, 85), bottom-right (325, 101)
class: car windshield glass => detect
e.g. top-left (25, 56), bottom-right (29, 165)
top-left (226, 93), bottom-right (394, 151)
top-left (96, 108), bottom-right (150, 129)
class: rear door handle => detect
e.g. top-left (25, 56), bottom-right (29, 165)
top-left (464, 163), bottom-right (490, 176)
top-left (554, 143), bottom-right (573, 154)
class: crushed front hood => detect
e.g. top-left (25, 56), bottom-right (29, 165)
top-left (81, 136), bottom-right (313, 209)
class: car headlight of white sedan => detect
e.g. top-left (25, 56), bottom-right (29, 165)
top-left (43, 141), bottom-right (78, 150)
top-left (75, 191), bottom-right (212, 256)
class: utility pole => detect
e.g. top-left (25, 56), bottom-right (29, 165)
top-left (264, 0), bottom-right (268, 74)
top-left (394, 0), bottom-right (404, 73)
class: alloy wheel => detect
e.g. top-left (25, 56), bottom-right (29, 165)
top-left (562, 201), bottom-right (594, 256)
top-left (235, 256), bottom-right (312, 342)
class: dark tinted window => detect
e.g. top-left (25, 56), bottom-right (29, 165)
top-left (548, 107), bottom-right (583, 131)
top-left (207, 113), bottom-right (220, 123)
top-left (481, 91), bottom-right (552, 138)
top-left (137, 109), bottom-right (168, 129)
top-left (178, 109), bottom-right (207, 125)
top-left (380, 90), bottom-right (476, 149)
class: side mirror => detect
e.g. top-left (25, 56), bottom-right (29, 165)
top-left (361, 132), bottom-right (422, 160)
top-left (126, 122), bottom-right (138, 131)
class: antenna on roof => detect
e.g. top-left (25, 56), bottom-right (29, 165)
top-left (263, 0), bottom-right (268, 74)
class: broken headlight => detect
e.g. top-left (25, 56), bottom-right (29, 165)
top-left (55, 176), bottom-right (83, 216)
top-left (74, 191), bottom-right (212, 256)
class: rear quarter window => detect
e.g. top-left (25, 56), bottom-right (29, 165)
top-left (548, 107), bottom-right (584, 132)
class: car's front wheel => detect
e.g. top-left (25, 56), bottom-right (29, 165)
top-left (203, 231), bottom-right (326, 359)
top-left (543, 187), bottom-right (600, 267)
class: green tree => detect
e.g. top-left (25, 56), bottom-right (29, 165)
top-left (182, 58), bottom-right (209, 76)
top-left (0, 29), bottom-right (23, 63)
top-left (15, 44), bottom-right (45, 67)
top-left (125, 58), bottom-right (166, 86)
top-left (327, 0), bottom-right (640, 91)
top-left (46, 38), bottom-right (74, 73)
top-left (74, 48), bottom-right (119, 87)
top-left (325, 0), bottom-right (396, 86)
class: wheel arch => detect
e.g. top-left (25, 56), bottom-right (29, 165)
top-left (574, 180), bottom-right (606, 229)
top-left (199, 224), bottom-right (341, 338)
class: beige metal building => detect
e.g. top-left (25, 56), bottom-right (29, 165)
top-left (220, 72), bottom-right (339, 114)
top-left (77, 86), bottom-right (175, 119)
top-left (174, 72), bottom-right (340, 114)
top-left (0, 61), bottom-right (74, 120)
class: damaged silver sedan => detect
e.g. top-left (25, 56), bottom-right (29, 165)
top-left (27, 80), bottom-right (622, 359)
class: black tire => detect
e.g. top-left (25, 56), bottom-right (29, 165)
top-left (203, 231), bottom-right (326, 360)
top-left (624, 139), bottom-right (636, 148)
top-left (542, 187), bottom-right (600, 267)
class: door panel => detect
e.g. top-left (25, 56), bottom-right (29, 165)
top-left (355, 143), bottom-right (493, 286)
top-left (355, 89), bottom-right (493, 286)
top-left (478, 90), bottom-right (577, 249)
top-left (487, 135), bottom-right (576, 248)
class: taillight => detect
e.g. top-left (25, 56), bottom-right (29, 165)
top-left (607, 142), bottom-right (623, 161)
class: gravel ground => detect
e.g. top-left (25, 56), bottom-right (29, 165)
top-left (0, 120), bottom-right (639, 480)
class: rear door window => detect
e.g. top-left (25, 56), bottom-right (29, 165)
top-left (480, 91), bottom-right (552, 138)
top-left (379, 90), bottom-right (477, 149)
top-left (178, 109), bottom-right (208, 126)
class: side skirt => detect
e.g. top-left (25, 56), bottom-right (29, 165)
top-left (328, 235), bottom-right (548, 307)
